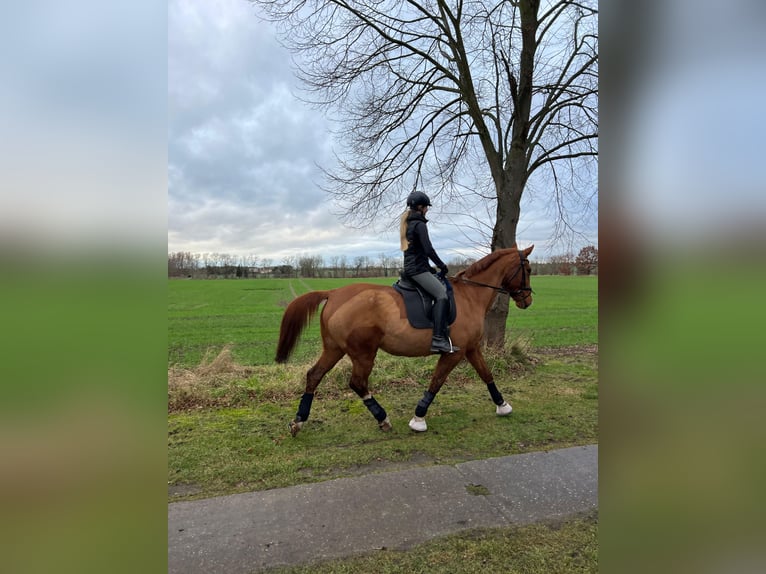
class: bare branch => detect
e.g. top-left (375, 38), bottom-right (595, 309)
top-left (251, 0), bottom-right (598, 250)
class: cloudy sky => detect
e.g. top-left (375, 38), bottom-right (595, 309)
top-left (168, 0), bottom-right (598, 264)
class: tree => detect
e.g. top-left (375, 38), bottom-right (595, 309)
top-left (329, 255), bottom-right (341, 278)
top-left (379, 253), bottom-right (399, 277)
top-left (575, 245), bottom-right (598, 275)
top-left (255, 0), bottom-right (597, 346)
top-left (282, 256), bottom-right (298, 277)
top-left (299, 255), bottom-right (314, 277)
top-left (167, 251), bottom-right (199, 277)
top-left (353, 255), bottom-right (368, 277)
top-left (549, 252), bottom-right (574, 275)
top-left (299, 254), bottom-right (324, 277)
top-left (338, 255), bottom-right (348, 278)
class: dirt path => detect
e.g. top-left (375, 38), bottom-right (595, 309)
top-left (298, 278), bottom-right (312, 292)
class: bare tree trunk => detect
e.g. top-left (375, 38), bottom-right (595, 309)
top-left (484, 292), bottom-right (511, 348)
top-left (484, 174), bottom-right (522, 348)
top-left (482, 0), bottom-right (539, 349)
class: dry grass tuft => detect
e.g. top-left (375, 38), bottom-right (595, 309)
top-left (478, 335), bottom-right (539, 374)
top-left (168, 340), bottom-right (569, 412)
top-left (196, 346), bottom-right (252, 379)
top-left (507, 335), bottom-right (536, 365)
top-left (168, 346), bottom-right (255, 411)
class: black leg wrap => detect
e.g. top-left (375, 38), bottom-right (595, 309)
top-left (487, 382), bottom-right (504, 406)
top-left (363, 396), bottom-right (388, 422)
top-left (296, 393), bottom-right (314, 422)
top-left (415, 390), bottom-right (436, 417)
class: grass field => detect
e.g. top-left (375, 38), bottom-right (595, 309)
top-left (169, 348), bottom-right (597, 496)
top-left (168, 275), bottom-right (597, 497)
top-left (168, 275), bottom-right (597, 368)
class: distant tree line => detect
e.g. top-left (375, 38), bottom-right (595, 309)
top-left (533, 246), bottom-right (599, 276)
top-left (168, 247), bottom-right (597, 279)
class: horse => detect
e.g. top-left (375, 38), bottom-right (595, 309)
top-left (275, 245), bottom-right (534, 435)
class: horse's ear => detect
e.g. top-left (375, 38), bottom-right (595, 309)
top-left (524, 244), bottom-right (534, 256)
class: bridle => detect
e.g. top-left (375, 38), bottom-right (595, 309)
top-left (458, 252), bottom-right (533, 302)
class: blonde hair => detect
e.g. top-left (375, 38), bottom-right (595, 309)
top-left (399, 209), bottom-right (411, 251)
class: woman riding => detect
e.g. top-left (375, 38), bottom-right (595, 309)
top-left (400, 191), bottom-right (459, 354)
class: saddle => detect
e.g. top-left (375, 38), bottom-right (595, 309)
top-left (392, 273), bottom-right (457, 329)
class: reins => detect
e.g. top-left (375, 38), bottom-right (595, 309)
top-left (458, 254), bottom-right (532, 299)
top-left (458, 277), bottom-right (513, 295)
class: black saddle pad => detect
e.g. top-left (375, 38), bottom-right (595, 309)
top-left (392, 275), bottom-right (457, 329)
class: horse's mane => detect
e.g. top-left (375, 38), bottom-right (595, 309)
top-left (456, 248), bottom-right (515, 279)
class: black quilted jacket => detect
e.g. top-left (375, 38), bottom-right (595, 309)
top-left (403, 211), bottom-right (445, 276)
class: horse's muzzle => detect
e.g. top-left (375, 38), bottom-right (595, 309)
top-left (516, 296), bottom-right (532, 309)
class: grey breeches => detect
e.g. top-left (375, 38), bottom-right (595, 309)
top-left (410, 272), bottom-right (447, 301)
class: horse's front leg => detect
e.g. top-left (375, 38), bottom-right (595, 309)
top-left (408, 352), bottom-right (464, 432)
top-left (465, 347), bottom-right (512, 416)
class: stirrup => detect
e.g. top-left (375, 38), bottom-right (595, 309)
top-left (430, 336), bottom-right (459, 354)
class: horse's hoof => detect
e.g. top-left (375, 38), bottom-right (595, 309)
top-left (408, 416), bottom-right (427, 432)
top-left (289, 420), bottom-right (303, 437)
top-left (379, 417), bottom-right (393, 432)
top-left (496, 402), bottom-right (513, 416)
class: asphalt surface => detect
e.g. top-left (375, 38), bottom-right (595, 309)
top-left (168, 444), bottom-right (598, 573)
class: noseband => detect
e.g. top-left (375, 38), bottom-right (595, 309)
top-left (459, 252), bottom-right (532, 302)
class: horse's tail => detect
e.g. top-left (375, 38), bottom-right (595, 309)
top-left (275, 291), bottom-right (330, 363)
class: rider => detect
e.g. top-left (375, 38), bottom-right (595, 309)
top-left (400, 191), bottom-right (459, 354)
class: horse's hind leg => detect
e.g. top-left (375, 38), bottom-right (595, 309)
top-left (348, 353), bottom-right (392, 432)
top-left (465, 347), bottom-right (512, 416)
top-left (290, 347), bottom-right (344, 437)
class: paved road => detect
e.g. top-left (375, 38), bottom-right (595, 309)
top-left (168, 444), bottom-right (597, 573)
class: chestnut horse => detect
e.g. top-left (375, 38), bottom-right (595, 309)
top-left (275, 245), bottom-right (534, 435)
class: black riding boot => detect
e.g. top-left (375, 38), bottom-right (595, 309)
top-left (430, 298), bottom-right (459, 354)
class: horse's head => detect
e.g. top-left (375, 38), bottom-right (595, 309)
top-left (504, 245), bottom-right (534, 309)
top-left (455, 245), bottom-right (534, 309)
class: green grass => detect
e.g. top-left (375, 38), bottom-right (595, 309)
top-left (168, 275), bottom-right (597, 501)
top-left (168, 277), bottom-right (396, 367)
top-left (168, 275), bottom-right (597, 367)
top-left (168, 348), bottom-right (597, 500)
top-left (168, 278), bottom-right (295, 367)
top-left (264, 510), bottom-right (598, 573)
top-left (512, 275), bottom-right (597, 347)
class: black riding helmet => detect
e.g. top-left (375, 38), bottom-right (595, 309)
top-left (406, 191), bottom-right (432, 208)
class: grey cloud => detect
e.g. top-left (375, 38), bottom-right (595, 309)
top-left (168, 0), bottom-right (596, 262)
top-left (169, 0), bottom-right (335, 252)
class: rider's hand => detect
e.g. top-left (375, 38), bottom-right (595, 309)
top-left (439, 265), bottom-right (449, 277)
